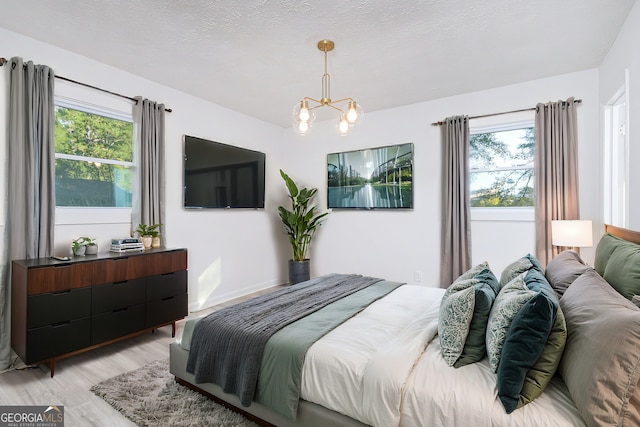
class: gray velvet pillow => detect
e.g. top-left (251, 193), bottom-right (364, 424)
top-left (559, 269), bottom-right (640, 427)
top-left (544, 250), bottom-right (590, 297)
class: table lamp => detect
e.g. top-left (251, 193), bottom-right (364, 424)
top-left (551, 220), bottom-right (593, 251)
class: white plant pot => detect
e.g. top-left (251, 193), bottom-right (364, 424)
top-left (85, 244), bottom-right (99, 255)
top-left (152, 236), bottom-right (161, 248)
top-left (73, 245), bottom-right (86, 256)
top-left (141, 236), bottom-right (153, 249)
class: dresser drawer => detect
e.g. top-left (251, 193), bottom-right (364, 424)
top-left (91, 304), bottom-right (145, 345)
top-left (92, 278), bottom-right (146, 315)
top-left (27, 263), bottom-right (93, 294)
top-left (26, 317), bottom-right (91, 363)
top-left (146, 293), bottom-right (188, 327)
top-left (27, 288), bottom-right (91, 329)
top-left (146, 270), bottom-right (187, 301)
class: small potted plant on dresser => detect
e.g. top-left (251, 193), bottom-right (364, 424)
top-left (71, 236), bottom-right (95, 256)
top-left (135, 223), bottom-right (162, 249)
top-left (85, 239), bottom-right (99, 255)
top-left (278, 169), bottom-right (329, 284)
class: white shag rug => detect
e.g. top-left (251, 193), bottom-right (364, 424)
top-left (91, 358), bottom-right (260, 427)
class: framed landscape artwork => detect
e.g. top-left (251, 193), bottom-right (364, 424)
top-left (327, 143), bottom-right (413, 209)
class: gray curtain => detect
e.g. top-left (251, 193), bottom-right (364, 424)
top-left (440, 115), bottom-right (471, 288)
top-left (534, 97), bottom-right (579, 266)
top-left (0, 57), bottom-right (55, 370)
top-left (132, 97), bottom-right (165, 236)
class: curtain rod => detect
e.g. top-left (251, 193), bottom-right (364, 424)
top-left (0, 57), bottom-right (172, 113)
top-left (430, 99), bottom-right (581, 126)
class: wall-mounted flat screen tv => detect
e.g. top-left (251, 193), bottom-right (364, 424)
top-left (327, 143), bottom-right (413, 209)
top-left (183, 135), bottom-right (265, 209)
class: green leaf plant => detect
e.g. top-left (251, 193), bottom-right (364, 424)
top-left (135, 223), bottom-right (162, 238)
top-left (278, 169), bottom-right (329, 262)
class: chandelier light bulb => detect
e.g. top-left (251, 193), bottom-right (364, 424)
top-left (346, 101), bottom-right (358, 123)
top-left (338, 115), bottom-right (350, 135)
top-left (298, 100), bottom-right (310, 121)
top-left (298, 120), bottom-right (310, 134)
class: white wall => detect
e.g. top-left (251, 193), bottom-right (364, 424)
top-left (599, 1), bottom-right (640, 231)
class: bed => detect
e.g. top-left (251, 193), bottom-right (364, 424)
top-left (170, 224), bottom-right (640, 427)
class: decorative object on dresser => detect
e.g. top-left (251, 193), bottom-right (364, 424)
top-left (11, 248), bottom-right (188, 377)
top-left (71, 236), bottom-right (95, 256)
top-left (110, 238), bottom-right (144, 253)
top-left (135, 223), bottom-right (162, 249)
top-left (85, 241), bottom-right (99, 255)
top-left (277, 169), bottom-right (329, 284)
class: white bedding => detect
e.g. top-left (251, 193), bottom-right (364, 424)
top-left (300, 285), bottom-right (586, 427)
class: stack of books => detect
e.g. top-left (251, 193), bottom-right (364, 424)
top-left (110, 238), bottom-right (144, 253)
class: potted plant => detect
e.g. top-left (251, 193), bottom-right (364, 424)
top-left (72, 236), bottom-right (94, 256)
top-left (85, 239), bottom-right (99, 255)
top-left (135, 223), bottom-right (162, 249)
top-left (278, 169), bottom-right (329, 284)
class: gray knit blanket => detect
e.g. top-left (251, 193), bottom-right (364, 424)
top-left (186, 273), bottom-right (382, 406)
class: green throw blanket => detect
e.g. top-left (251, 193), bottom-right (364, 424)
top-left (254, 280), bottom-right (403, 419)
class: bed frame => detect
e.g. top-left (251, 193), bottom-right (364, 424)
top-left (170, 224), bottom-right (640, 427)
top-left (605, 223), bottom-right (640, 244)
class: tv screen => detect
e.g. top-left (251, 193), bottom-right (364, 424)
top-left (327, 143), bottom-right (413, 209)
top-left (183, 135), bottom-right (265, 209)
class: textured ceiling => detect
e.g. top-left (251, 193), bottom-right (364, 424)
top-left (0, 0), bottom-right (636, 127)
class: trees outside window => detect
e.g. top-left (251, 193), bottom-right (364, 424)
top-left (54, 104), bottom-right (134, 207)
top-left (469, 126), bottom-right (534, 207)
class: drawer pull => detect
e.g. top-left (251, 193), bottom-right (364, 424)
top-left (53, 289), bottom-right (71, 295)
top-left (114, 280), bottom-right (127, 285)
top-left (52, 321), bottom-right (70, 328)
top-left (113, 307), bottom-right (129, 313)
top-left (161, 296), bottom-right (175, 301)
top-left (161, 272), bottom-right (175, 277)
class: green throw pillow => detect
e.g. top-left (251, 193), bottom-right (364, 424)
top-left (439, 264), bottom-right (499, 367)
top-left (496, 267), bottom-right (560, 414)
top-left (594, 233), bottom-right (624, 276)
top-left (602, 244), bottom-right (640, 300)
top-left (516, 306), bottom-right (566, 409)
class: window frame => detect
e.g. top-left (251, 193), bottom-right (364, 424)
top-left (469, 120), bottom-right (535, 222)
top-left (54, 94), bottom-right (135, 225)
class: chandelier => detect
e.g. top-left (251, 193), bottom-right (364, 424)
top-left (293, 40), bottom-right (363, 136)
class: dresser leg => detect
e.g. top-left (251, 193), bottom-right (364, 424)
top-left (49, 359), bottom-right (56, 378)
top-left (171, 321), bottom-right (176, 338)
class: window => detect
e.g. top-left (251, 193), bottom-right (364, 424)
top-left (469, 124), bottom-right (534, 207)
top-left (54, 100), bottom-right (134, 207)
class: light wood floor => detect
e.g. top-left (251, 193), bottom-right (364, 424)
top-left (0, 286), bottom-right (282, 427)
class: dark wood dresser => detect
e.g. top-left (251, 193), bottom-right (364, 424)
top-left (11, 247), bottom-right (188, 376)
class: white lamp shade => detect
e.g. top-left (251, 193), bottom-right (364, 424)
top-left (551, 220), bottom-right (593, 247)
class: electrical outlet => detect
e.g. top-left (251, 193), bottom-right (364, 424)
top-left (414, 270), bottom-right (423, 282)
